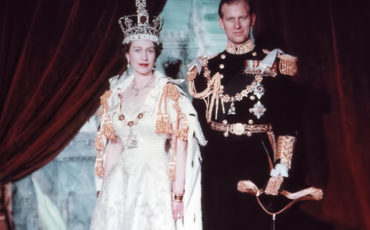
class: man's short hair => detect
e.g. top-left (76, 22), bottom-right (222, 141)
top-left (218, 0), bottom-right (255, 18)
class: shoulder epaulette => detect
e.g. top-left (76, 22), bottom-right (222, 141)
top-left (277, 53), bottom-right (298, 76)
top-left (262, 49), bottom-right (298, 77)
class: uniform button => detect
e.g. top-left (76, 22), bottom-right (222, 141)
top-left (250, 95), bottom-right (255, 100)
top-left (248, 119), bottom-right (254, 124)
top-left (247, 131), bottom-right (252, 136)
top-left (221, 54), bottom-right (226, 59)
top-left (219, 64), bottom-right (225, 69)
top-left (249, 108), bottom-right (253, 113)
top-left (252, 52), bottom-right (257, 56)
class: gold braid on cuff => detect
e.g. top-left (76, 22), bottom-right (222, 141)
top-left (276, 136), bottom-right (296, 168)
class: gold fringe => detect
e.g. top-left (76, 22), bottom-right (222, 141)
top-left (155, 83), bottom-right (183, 135)
top-left (155, 83), bottom-right (190, 181)
top-left (93, 89), bottom-right (114, 178)
top-left (155, 114), bottom-right (172, 135)
top-left (206, 72), bottom-right (222, 122)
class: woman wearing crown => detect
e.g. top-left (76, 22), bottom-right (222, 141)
top-left (89, 1), bottom-right (206, 229)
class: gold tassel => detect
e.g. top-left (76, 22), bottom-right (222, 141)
top-left (155, 83), bottom-right (192, 181)
top-left (155, 114), bottom-right (172, 135)
top-left (168, 160), bottom-right (176, 181)
top-left (102, 117), bottom-right (116, 140)
top-left (93, 90), bottom-right (113, 178)
top-left (94, 153), bottom-right (104, 177)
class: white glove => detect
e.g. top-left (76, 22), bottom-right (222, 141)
top-left (270, 163), bottom-right (289, 178)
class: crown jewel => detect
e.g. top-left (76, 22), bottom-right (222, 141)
top-left (118, 0), bottom-right (164, 44)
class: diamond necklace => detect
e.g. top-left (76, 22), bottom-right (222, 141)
top-left (131, 76), bottom-right (154, 96)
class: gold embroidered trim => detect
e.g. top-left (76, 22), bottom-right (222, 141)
top-left (276, 135), bottom-right (296, 168)
top-left (210, 121), bottom-right (272, 137)
top-left (94, 90), bottom-right (116, 177)
top-left (99, 90), bottom-right (112, 116)
top-left (155, 83), bottom-right (179, 135)
top-left (187, 66), bottom-right (198, 81)
top-left (262, 49), bottom-right (298, 77)
top-left (278, 55), bottom-right (298, 76)
top-left (155, 83), bottom-right (189, 181)
top-left (265, 175), bottom-right (284, 196)
top-left (226, 39), bottom-right (255, 54)
top-left (102, 117), bottom-right (116, 139)
top-left (219, 74), bottom-right (263, 103)
top-left (266, 131), bottom-right (276, 169)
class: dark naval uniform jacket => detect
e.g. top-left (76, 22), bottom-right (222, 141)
top-left (187, 39), bottom-right (299, 229)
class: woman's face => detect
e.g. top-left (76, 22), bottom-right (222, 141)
top-left (125, 40), bottom-right (156, 77)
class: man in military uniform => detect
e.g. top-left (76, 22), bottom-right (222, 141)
top-left (187, 0), bottom-right (299, 229)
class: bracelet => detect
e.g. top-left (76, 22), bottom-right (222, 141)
top-left (171, 192), bottom-right (184, 202)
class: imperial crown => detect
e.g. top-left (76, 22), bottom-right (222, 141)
top-left (118, 0), bottom-right (164, 44)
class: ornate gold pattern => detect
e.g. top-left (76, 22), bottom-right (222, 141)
top-left (219, 74), bottom-right (263, 103)
top-left (188, 60), bottom-right (267, 122)
top-left (279, 56), bottom-right (298, 76)
top-left (94, 90), bottom-right (116, 178)
top-left (276, 135), bottom-right (296, 168)
top-left (262, 49), bottom-right (298, 77)
top-left (210, 121), bottom-right (272, 137)
top-left (99, 90), bottom-right (112, 116)
top-left (155, 83), bottom-right (189, 181)
top-left (225, 39), bottom-right (255, 54)
top-left (265, 175), bottom-right (284, 196)
top-left (102, 117), bottom-right (116, 139)
top-left (202, 57), bottom-right (212, 81)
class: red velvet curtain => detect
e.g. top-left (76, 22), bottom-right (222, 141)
top-left (0, 0), bottom-right (166, 181)
top-left (253, 0), bottom-right (370, 229)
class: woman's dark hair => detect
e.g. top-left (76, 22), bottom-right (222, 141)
top-left (218, 0), bottom-right (255, 18)
top-left (118, 41), bottom-right (163, 75)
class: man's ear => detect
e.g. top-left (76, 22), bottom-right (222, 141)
top-left (218, 17), bottom-right (225, 31)
top-left (251, 13), bottom-right (256, 27)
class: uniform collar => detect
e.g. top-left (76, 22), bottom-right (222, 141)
top-left (225, 39), bottom-right (255, 55)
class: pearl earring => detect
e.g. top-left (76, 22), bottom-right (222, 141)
top-left (126, 58), bottom-right (132, 76)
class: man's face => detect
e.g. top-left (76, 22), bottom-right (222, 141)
top-left (218, 1), bottom-right (256, 46)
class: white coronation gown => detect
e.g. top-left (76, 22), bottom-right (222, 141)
top-left (90, 71), bottom-right (206, 230)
